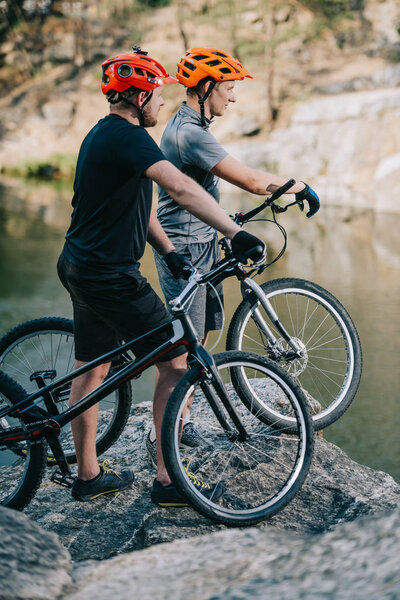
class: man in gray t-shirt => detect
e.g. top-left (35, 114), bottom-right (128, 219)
top-left (155, 47), bottom-right (320, 343)
top-left (155, 101), bottom-right (227, 341)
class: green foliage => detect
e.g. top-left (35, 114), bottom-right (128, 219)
top-left (2, 154), bottom-right (77, 182)
top-left (297, 0), bottom-right (354, 22)
top-left (136, 0), bottom-right (171, 7)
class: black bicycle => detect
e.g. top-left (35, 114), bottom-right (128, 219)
top-left (0, 180), bottom-right (362, 464)
top-left (0, 249), bottom-right (313, 526)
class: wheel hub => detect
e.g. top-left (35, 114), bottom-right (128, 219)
top-left (274, 338), bottom-right (308, 376)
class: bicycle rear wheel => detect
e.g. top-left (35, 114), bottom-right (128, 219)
top-left (227, 278), bottom-right (362, 431)
top-left (0, 318), bottom-right (133, 464)
top-left (162, 351), bottom-right (313, 526)
top-left (0, 372), bottom-right (47, 510)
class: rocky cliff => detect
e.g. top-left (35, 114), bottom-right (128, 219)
top-left (1, 401), bottom-right (399, 599)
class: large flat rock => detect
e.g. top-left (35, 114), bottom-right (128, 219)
top-left (66, 508), bottom-right (400, 600)
top-left (23, 402), bottom-right (400, 562)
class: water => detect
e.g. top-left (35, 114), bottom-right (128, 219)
top-left (0, 178), bottom-right (399, 482)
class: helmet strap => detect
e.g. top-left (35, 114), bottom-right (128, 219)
top-left (139, 90), bottom-right (153, 126)
top-left (197, 80), bottom-right (216, 128)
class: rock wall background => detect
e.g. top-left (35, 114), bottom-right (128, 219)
top-left (0, 0), bottom-right (400, 212)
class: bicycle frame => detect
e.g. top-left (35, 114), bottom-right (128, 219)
top-left (0, 262), bottom-right (249, 453)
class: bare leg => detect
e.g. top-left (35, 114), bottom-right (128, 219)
top-left (69, 360), bottom-right (111, 480)
top-left (153, 353), bottom-right (187, 485)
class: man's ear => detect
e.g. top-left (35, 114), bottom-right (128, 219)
top-left (202, 80), bottom-right (212, 96)
top-left (136, 90), bottom-right (148, 108)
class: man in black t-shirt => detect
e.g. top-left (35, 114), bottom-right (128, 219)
top-left (58, 47), bottom-right (265, 506)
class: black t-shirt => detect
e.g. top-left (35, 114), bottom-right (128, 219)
top-left (62, 114), bottom-right (165, 272)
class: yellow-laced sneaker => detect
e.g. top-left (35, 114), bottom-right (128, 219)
top-left (150, 460), bottom-right (223, 508)
top-left (71, 460), bottom-right (135, 502)
top-left (182, 458), bottom-right (224, 501)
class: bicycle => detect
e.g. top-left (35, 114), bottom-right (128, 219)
top-left (0, 250), bottom-right (314, 526)
top-left (224, 178), bottom-right (362, 432)
top-left (0, 180), bottom-right (362, 452)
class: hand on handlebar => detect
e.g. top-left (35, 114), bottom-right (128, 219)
top-left (295, 183), bottom-right (320, 218)
top-left (231, 231), bottom-right (266, 266)
top-left (164, 251), bottom-right (194, 280)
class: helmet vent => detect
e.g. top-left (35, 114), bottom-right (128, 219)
top-left (181, 71), bottom-right (190, 78)
top-left (117, 64), bottom-right (133, 78)
top-left (184, 61), bottom-right (196, 71)
top-left (206, 60), bottom-right (221, 67)
top-left (135, 67), bottom-right (144, 75)
top-left (219, 67), bottom-right (231, 74)
top-left (213, 51), bottom-right (228, 57)
top-left (193, 54), bottom-right (207, 60)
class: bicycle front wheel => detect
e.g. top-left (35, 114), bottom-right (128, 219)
top-left (0, 372), bottom-right (47, 510)
top-left (227, 278), bottom-right (362, 431)
top-left (162, 351), bottom-right (313, 526)
top-left (0, 318), bottom-right (133, 464)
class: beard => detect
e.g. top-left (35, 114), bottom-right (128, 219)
top-left (142, 109), bottom-right (157, 127)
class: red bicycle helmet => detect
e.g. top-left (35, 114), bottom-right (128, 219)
top-left (101, 46), bottom-right (177, 95)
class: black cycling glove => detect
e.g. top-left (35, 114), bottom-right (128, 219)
top-left (295, 183), bottom-right (320, 218)
top-left (164, 251), bottom-right (193, 280)
top-left (231, 231), bottom-right (266, 265)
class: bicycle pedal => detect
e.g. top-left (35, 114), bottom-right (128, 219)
top-left (30, 370), bottom-right (57, 382)
top-left (50, 470), bottom-right (74, 488)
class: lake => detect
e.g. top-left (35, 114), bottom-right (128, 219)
top-left (0, 177), bottom-right (399, 482)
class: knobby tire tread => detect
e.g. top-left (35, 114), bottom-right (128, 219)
top-left (0, 318), bottom-right (133, 463)
top-left (0, 371), bottom-right (47, 510)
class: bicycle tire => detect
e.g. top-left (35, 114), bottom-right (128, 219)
top-left (0, 318), bottom-right (133, 464)
top-left (162, 350), bottom-right (313, 526)
top-left (0, 371), bottom-right (47, 510)
top-left (227, 278), bottom-right (362, 431)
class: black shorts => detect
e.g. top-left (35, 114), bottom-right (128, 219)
top-left (57, 254), bottom-right (186, 363)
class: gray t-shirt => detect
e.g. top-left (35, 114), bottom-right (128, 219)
top-left (157, 102), bottom-right (228, 243)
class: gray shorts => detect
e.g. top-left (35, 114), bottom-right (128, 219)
top-left (154, 237), bottom-right (224, 339)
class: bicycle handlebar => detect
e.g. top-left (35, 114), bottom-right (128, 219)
top-left (234, 178), bottom-right (296, 225)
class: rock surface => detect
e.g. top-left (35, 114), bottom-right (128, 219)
top-left (65, 508), bottom-right (400, 600)
top-left (223, 85), bottom-right (400, 213)
top-left (0, 506), bottom-right (71, 600)
top-left (23, 402), bottom-right (400, 562)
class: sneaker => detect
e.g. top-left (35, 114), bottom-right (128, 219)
top-left (146, 431), bottom-right (157, 468)
top-left (180, 422), bottom-right (212, 449)
top-left (150, 463), bottom-right (224, 508)
top-left (71, 461), bottom-right (135, 502)
top-left (150, 479), bottom-right (189, 507)
top-left (182, 459), bottom-right (224, 502)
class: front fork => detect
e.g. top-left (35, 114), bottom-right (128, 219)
top-left (189, 345), bottom-right (248, 442)
top-left (241, 278), bottom-right (302, 355)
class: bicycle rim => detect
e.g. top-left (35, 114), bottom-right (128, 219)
top-left (163, 352), bottom-right (312, 525)
top-left (235, 283), bottom-right (357, 427)
top-left (0, 324), bottom-right (124, 461)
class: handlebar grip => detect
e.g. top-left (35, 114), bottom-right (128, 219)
top-left (243, 244), bottom-right (264, 259)
top-left (269, 178), bottom-right (296, 202)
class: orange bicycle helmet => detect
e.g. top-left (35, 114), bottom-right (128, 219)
top-left (102, 46), bottom-right (177, 95)
top-left (176, 47), bottom-right (252, 88)
top-left (176, 48), bottom-right (252, 127)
